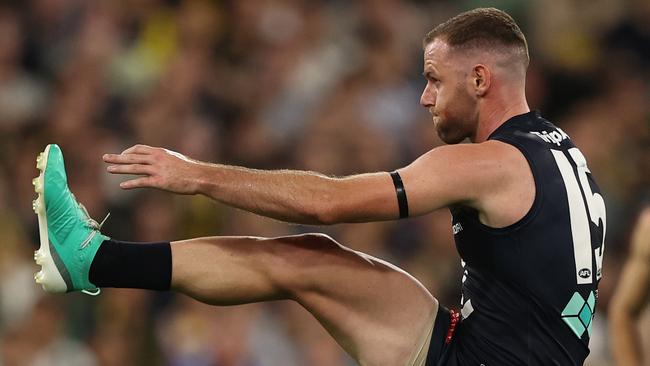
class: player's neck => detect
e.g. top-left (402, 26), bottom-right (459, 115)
top-left (474, 98), bottom-right (530, 143)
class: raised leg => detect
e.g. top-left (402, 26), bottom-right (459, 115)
top-left (171, 233), bottom-right (438, 366)
top-left (31, 144), bottom-right (437, 365)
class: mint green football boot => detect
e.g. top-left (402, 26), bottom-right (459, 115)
top-left (33, 144), bottom-right (110, 295)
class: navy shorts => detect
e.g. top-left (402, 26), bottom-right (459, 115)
top-left (425, 305), bottom-right (460, 366)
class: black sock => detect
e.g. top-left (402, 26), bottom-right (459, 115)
top-left (89, 239), bottom-right (172, 291)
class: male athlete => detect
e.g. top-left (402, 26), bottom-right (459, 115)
top-left (609, 207), bottom-right (650, 366)
top-left (31, 8), bottom-right (606, 365)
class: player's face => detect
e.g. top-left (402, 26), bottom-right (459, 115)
top-left (420, 39), bottom-right (478, 144)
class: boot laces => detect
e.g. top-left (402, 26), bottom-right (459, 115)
top-left (74, 194), bottom-right (110, 250)
top-left (72, 194), bottom-right (109, 297)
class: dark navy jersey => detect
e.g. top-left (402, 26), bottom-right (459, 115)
top-left (445, 111), bottom-right (606, 365)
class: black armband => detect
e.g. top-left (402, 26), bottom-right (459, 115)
top-left (390, 171), bottom-right (409, 219)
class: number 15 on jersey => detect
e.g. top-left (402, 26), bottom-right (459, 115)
top-left (552, 148), bottom-right (606, 285)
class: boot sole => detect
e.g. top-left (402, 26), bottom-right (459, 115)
top-left (33, 145), bottom-right (69, 293)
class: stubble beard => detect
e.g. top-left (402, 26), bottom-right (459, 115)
top-left (434, 88), bottom-right (477, 144)
top-left (434, 113), bottom-right (474, 144)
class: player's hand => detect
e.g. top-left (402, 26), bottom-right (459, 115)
top-left (103, 145), bottom-right (201, 195)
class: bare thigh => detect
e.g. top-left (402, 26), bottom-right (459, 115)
top-left (171, 233), bottom-right (438, 366)
top-left (281, 234), bottom-right (438, 365)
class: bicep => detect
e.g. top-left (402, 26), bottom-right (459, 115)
top-left (398, 145), bottom-right (501, 217)
top-left (331, 143), bottom-right (519, 222)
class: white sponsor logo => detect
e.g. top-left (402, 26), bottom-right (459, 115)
top-left (530, 128), bottom-right (570, 146)
top-left (452, 222), bottom-right (463, 235)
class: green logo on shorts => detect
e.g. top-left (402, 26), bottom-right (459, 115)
top-left (561, 291), bottom-right (595, 338)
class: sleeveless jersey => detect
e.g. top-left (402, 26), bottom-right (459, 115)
top-left (445, 111), bottom-right (606, 365)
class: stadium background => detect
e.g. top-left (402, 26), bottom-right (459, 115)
top-left (0, 0), bottom-right (648, 365)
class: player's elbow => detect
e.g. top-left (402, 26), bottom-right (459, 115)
top-left (308, 200), bottom-right (341, 225)
top-left (300, 193), bottom-right (346, 225)
top-left (303, 179), bottom-right (376, 225)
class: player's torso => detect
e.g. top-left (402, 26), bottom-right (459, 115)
top-left (448, 111), bottom-right (606, 366)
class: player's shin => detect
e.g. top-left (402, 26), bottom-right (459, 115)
top-left (89, 240), bottom-right (172, 291)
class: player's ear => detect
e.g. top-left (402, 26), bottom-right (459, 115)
top-left (473, 64), bottom-right (491, 97)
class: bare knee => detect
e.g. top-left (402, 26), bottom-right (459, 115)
top-left (264, 234), bottom-right (438, 365)
top-left (275, 233), bottom-right (341, 251)
top-left (266, 233), bottom-right (346, 258)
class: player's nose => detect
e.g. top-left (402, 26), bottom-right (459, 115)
top-left (420, 83), bottom-right (436, 109)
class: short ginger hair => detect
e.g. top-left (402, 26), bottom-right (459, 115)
top-left (424, 8), bottom-right (529, 67)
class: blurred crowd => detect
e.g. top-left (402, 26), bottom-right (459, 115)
top-left (0, 0), bottom-right (648, 365)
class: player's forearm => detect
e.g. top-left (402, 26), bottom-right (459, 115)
top-left (193, 163), bottom-right (334, 224)
top-left (192, 163), bottom-right (395, 225)
top-left (103, 145), bottom-right (398, 223)
top-left (608, 309), bottom-right (643, 366)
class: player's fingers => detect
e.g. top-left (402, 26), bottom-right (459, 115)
top-left (119, 177), bottom-right (155, 190)
top-left (106, 164), bottom-right (152, 175)
top-left (103, 153), bottom-right (151, 165)
top-left (121, 144), bottom-right (155, 155)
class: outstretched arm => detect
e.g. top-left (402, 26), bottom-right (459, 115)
top-left (103, 145), bottom-right (398, 225)
top-left (103, 142), bottom-right (522, 225)
top-left (609, 208), bottom-right (650, 366)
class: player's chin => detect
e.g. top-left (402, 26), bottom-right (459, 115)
top-left (436, 127), bottom-right (466, 145)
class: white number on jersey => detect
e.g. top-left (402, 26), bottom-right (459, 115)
top-left (551, 148), bottom-right (606, 285)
